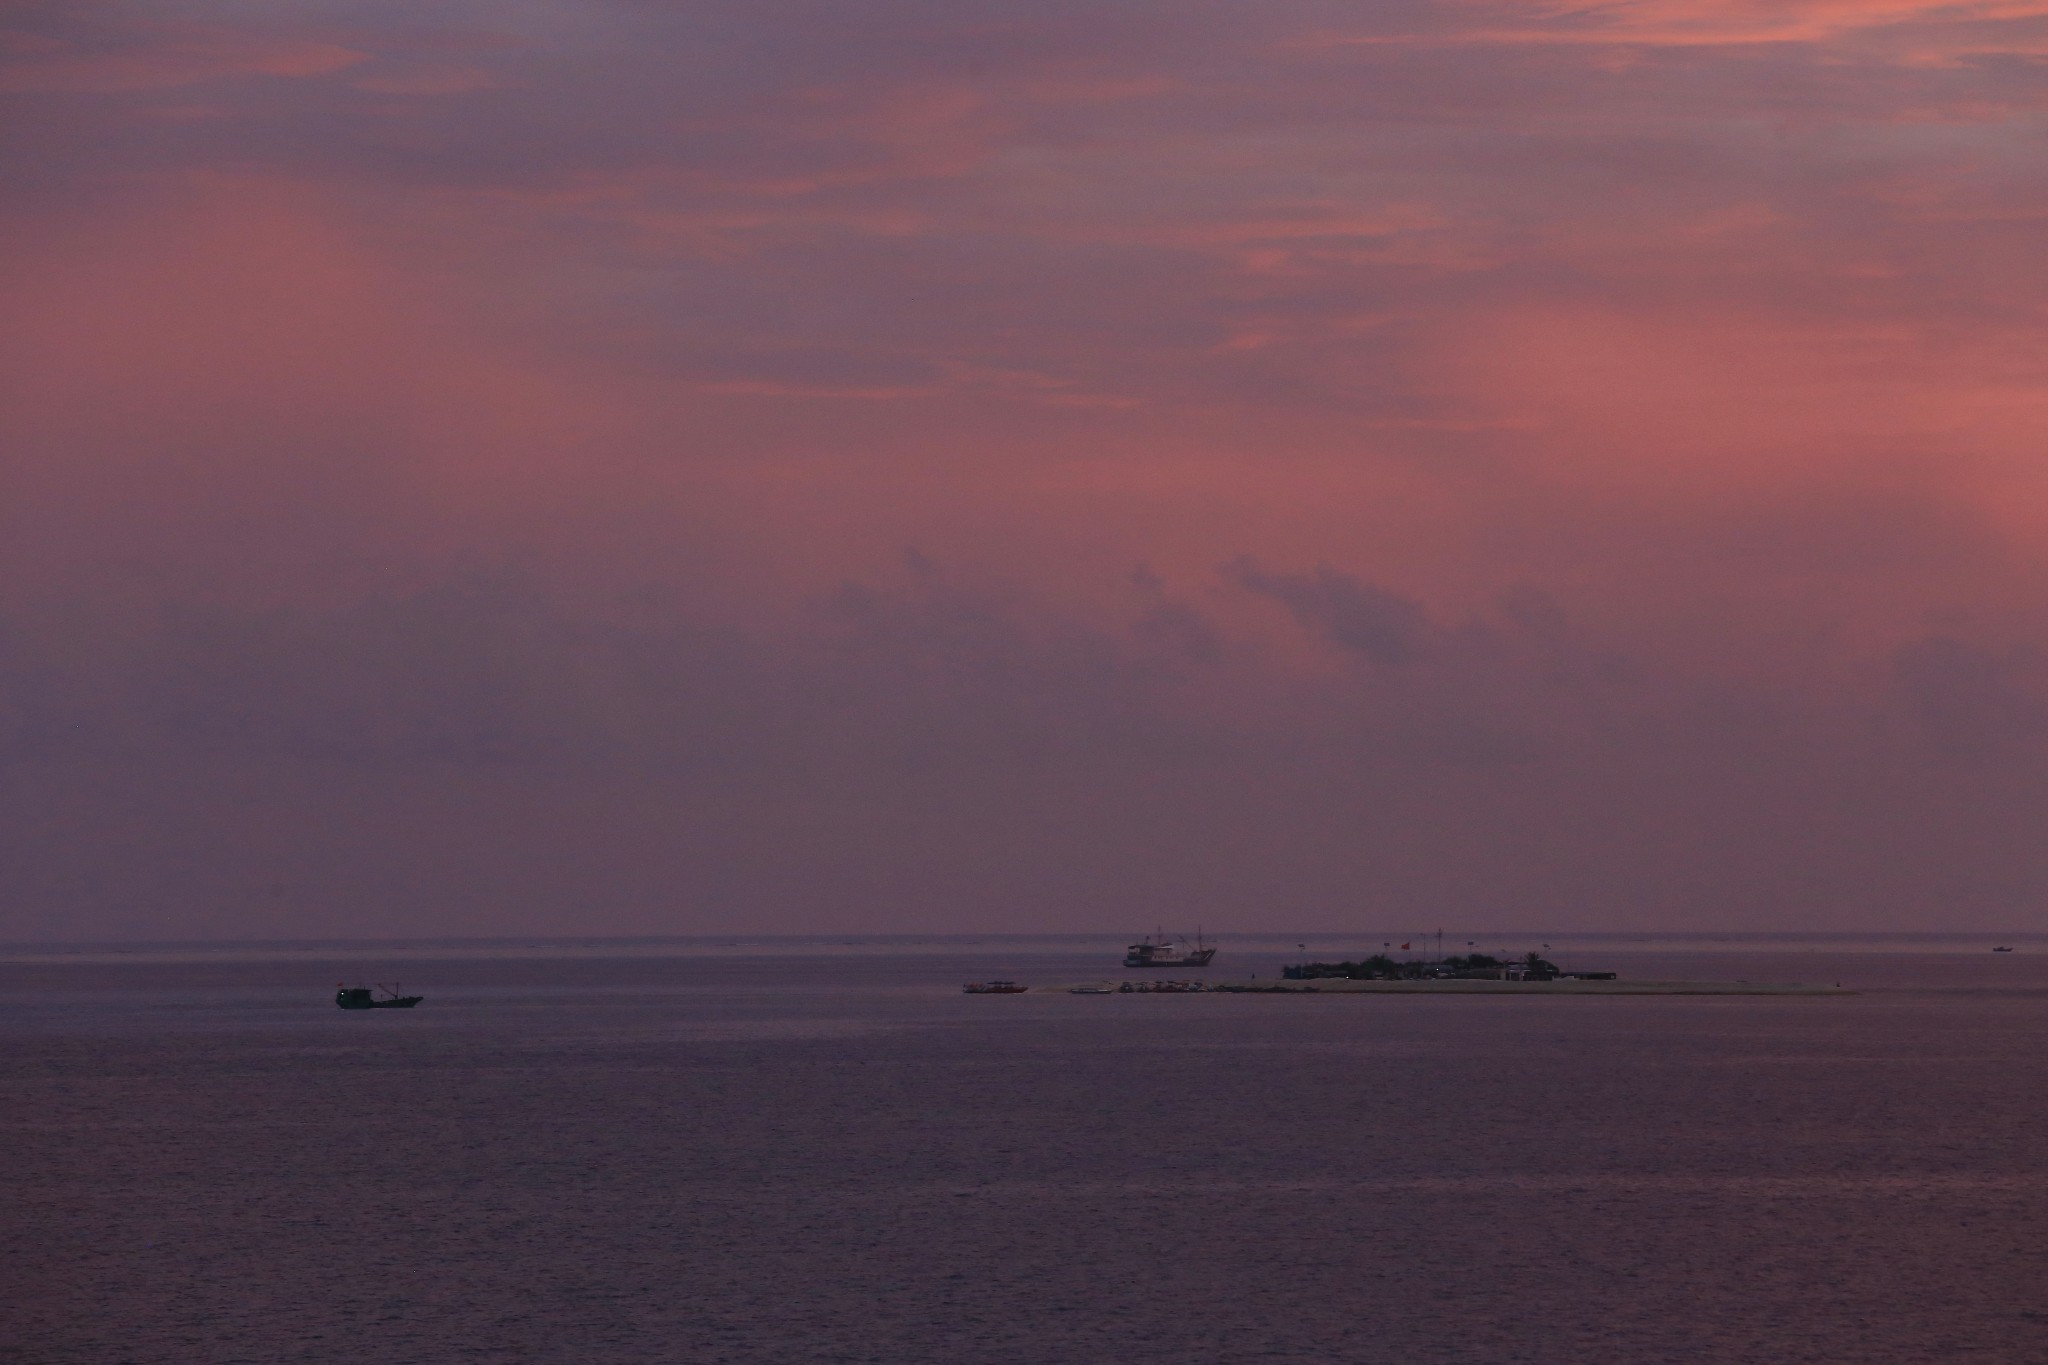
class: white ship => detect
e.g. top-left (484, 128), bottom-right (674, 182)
top-left (1123, 931), bottom-right (1217, 968)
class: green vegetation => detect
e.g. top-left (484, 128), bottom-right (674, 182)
top-left (1283, 951), bottom-right (1560, 981)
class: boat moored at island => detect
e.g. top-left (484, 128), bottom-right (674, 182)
top-left (1123, 931), bottom-right (1217, 968)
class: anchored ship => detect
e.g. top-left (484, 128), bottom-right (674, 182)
top-left (335, 984), bottom-right (423, 1010)
top-left (1123, 931), bottom-right (1217, 969)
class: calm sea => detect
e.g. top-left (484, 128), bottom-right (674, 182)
top-left (5, 934), bottom-right (2047, 1363)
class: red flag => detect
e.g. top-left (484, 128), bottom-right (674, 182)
top-left (1400, 942), bottom-right (1409, 950)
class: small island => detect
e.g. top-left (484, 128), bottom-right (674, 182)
top-left (1281, 951), bottom-right (1597, 983)
top-left (1032, 950), bottom-right (1854, 997)
top-left (1216, 951), bottom-right (1849, 996)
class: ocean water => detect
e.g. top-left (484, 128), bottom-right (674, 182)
top-left (6, 936), bottom-right (2048, 1363)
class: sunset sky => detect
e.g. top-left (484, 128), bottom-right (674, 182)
top-left (6, 0), bottom-right (2048, 939)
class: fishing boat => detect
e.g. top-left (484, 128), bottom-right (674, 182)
top-left (1070, 982), bottom-right (1116, 994)
top-left (962, 980), bottom-right (1028, 994)
top-left (1123, 930), bottom-right (1217, 968)
top-left (1993, 946), bottom-right (2015, 953)
top-left (334, 984), bottom-right (424, 1010)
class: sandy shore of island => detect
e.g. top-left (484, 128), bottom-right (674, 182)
top-left (1040, 978), bottom-right (1855, 996)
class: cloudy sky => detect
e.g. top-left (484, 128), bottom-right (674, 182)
top-left (5, 0), bottom-right (2048, 939)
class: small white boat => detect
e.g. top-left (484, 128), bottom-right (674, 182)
top-left (1070, 982), bottom-right (1115, 994)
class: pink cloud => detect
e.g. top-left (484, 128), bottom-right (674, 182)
top-left (0, 25), bottom-right (364, 92)
top-left (352, 64), bottom-right (497, 96)
top-left (8, 0), bottom-right (2048, 934)
top-left (1316, 1), bottom-right (2048, 51)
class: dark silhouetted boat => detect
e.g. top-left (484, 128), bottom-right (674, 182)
top-left (962, 980), bottom-right (1028, 994)
top-left (1993, 946), bottom-right (2015, 953)
top-left (335, 984), bottom-right (423, 1009)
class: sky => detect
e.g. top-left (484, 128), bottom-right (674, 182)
top-left (5, 0), bottom-right (2048, 940)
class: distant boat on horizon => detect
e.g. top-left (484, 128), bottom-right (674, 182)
top-left (1123, 931), bottom-right (1217, 969)
top-left (1993, 946), bottom-right (2015, 953)
top-left (335, 984), bottom-right (423, 1009)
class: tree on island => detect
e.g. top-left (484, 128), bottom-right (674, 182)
top-left (1282, 949), bottom-right (1562, 980)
